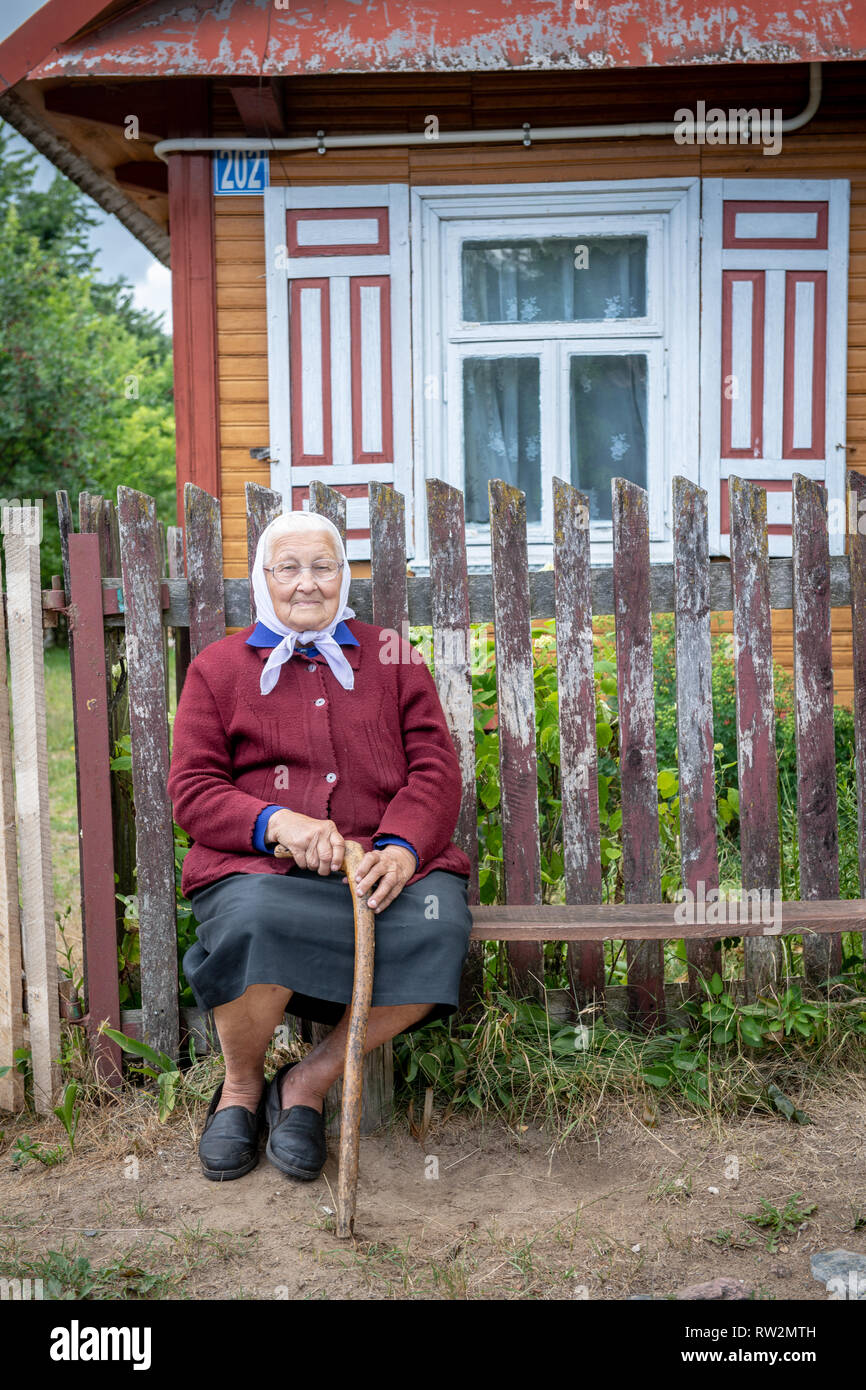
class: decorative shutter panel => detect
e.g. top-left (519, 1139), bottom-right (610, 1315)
top-left (264, 185), bottom-right (411, 560)
top-left (700, 179), bottom-right (849, 556)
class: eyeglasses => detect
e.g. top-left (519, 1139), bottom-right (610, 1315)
top-left (263, 560), bottom-right (344, 585)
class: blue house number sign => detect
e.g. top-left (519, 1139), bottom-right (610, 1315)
top-left (213, 151), bottom-right (269, 195)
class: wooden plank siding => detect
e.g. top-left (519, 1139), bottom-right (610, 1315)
top-left (210, 67), bottom-right (866, 700)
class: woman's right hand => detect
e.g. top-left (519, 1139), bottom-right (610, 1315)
top-left (265, 809), bottom-right (345, 875)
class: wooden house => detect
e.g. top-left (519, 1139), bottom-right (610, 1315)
top-left (1, 2), bottom-right (865, 697)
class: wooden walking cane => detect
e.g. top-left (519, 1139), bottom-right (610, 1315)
top-left (274, 838), bottom-right (374, 1239)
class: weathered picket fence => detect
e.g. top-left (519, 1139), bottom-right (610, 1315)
top-left (2, 471), bottom-right (866, 1123)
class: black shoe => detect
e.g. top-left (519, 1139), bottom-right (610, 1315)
top-left (265, 1061), bottom-right (327, 1181)
top-left (198, 1079), bottom-right (267, 1181)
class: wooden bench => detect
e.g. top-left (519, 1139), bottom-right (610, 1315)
top-left (3, 469), bottom-right (865, 1125)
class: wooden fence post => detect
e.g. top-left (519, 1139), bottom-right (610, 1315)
top-left (3, 510), bottom-right (61, 1112)
top-left (117, 488), bottom-right (179, 1059)
top-left (184, 484), bottom-right (227, 657)
top-left (67, 533), bottom-right (122, 1083)
top-left (426, 479), bottom-right (484, 1015)
top-left (56, 491), bottom-right (89, 984)
top-left (728, 476), bottom-right (783, 998)
top-left (245, 482), bottom-right (282, 621)
top-left (554, 477), bottom-right (604, 1011)
top-left (672, 477), bottom-right (720, 998)
top-left (76, 495), bottom-right (137, 1010)
top-left (792, 473), bottom-right (841, 985)
top-left (612, 477), bottom-right (664, 1030)
top-left (167, 526), bottom-right (191, 703)
top-left (156, 520), bottom-right (170, 714)
top-left (488, 479), bottom-right (544, 1001)
top-left (0, 541), bottom-right (24, 1112)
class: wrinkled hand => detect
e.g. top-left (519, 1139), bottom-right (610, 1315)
top-left (267, 809), bottom-right (345, 875)
top-left (341, 844), bottom-right (416, 914)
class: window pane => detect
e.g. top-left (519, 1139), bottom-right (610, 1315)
top-left (570, 355), bottom-right (647, 522)
top-left (463, 357), bottom-right (541, 524)
top-left (462, 237), bottom-right (647, 324)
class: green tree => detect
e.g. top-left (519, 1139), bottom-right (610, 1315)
top-left (0, 122), bottom-right (175, 586)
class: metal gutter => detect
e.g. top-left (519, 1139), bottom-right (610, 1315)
top-left (154, 62), bottom-right (821, 160)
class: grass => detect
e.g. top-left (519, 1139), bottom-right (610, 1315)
top-left (392, 984), bottom-right (866, 1148)
top-left (0, 1223), bottom-right (256, 1300)
top-left (317, 1212), bottom-right (592, 1299)
top-left (42, 645), bottom-right (82, 948)
top-left (736, 1194), bottom-right (818, 1252)
top-left (0, 1031), bottom-right (262, 1298)
top-left (40, 640), bottom-right (178, 981)
top-left (8, 1003), bottom-right (860, 1160)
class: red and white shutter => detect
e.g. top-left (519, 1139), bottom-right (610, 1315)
top-left (264, 185), bottom-right (411, 559)
top-left (700, 179), bottom-right (849, 556)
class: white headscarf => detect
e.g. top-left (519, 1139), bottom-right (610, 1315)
top-left (251, 512), bottom-right (356, 695)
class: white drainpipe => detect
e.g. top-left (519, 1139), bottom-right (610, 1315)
top-left (154, 62), bottom-right (821, 159)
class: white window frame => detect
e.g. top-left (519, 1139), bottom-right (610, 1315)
top-left (410, 178), bottom-right (700, 571)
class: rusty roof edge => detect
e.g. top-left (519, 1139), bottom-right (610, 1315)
top-left (0, 85), bottom-right (170, 267)
top-left (0, 0), bottom-right (118, 96)
top-left (0, 0), bottom-right (127, 95)
top-left (22, 3), bottom-right (866, 81)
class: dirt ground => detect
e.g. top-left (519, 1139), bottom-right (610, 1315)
top-left (1, 1073), bottom-right (864, 1301)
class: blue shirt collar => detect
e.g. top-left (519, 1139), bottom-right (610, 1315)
top-left (246, 619), bottom-right (360, 650)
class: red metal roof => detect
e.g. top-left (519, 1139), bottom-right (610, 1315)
top-left (0, 1), bottom-right (115, 92)
top-left (15, 0), bottom-right (866, 80)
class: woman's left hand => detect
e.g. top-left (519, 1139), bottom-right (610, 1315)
top-left (342, 844), bottom-right (416, 914)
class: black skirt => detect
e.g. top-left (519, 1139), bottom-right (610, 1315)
top-left (185, 867), bottom-right (474, 1036)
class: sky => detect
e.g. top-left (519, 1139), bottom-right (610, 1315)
top-left (0, 1), bottom-right (173, 333)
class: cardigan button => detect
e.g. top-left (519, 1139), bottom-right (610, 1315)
top-left (307, 662), bottom-right (317, 672)
top-left (314, 697), bottom-right (326, 707)
top-left (325, 772), bottom-right (337, 783)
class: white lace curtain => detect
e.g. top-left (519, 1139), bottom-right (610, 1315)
top-left (463, 358), bottom-right (541, 524)
top-left (569, 355), bottom-right (648, 522)
top-left (461, 236), bottom-right (646, 324)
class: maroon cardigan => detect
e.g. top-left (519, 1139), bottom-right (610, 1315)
top-left (167, 618), bottom-right (472, 898)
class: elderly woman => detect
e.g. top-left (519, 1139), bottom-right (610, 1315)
top-left (167, 511), bottom-right (473, 1183)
